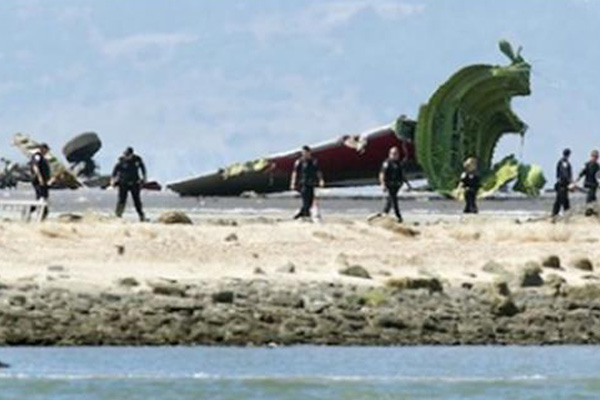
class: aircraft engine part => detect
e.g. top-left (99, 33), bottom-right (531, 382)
top-left (63, 132), bottom-right (102, 163)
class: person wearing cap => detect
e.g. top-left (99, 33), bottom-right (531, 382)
top-left (552, 148), bottom-right (574, 217)
top-left (577, 149), bottom-right (599, 204)
top-left (378, 146), bottom-right (412, 223)
top-left (30, 143), bottom-right (51, 220)
top-left (459, 157), bottom-right (480, 214)
top-left (290, 145), bottom-right (324, 220)
top-left (111, 147), bottom-right (147, 221)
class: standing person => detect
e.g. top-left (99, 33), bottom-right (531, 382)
top-left (378, 146), bottom-right (411, 223)
top-left (577, 149), bottom-right (599, 204)
top-left (290, 146), bottom-right (324, 220)
top-left (112, 147), bottom-right (147, 221)
top-left (30, 143), bottom-right (52, 221)
top-left (460, 157), bottom-right (480, 214)
top-left (552, 148), bottom-right (573, 217)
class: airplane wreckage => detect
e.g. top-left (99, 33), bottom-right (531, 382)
top-left (168, 41), bottom-right (546, 198)
top-left (0, 132), bottom-right (161, 190)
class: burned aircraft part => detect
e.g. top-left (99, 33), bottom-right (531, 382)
top-left (13, 133), bottom-right (82, 189)
top-left (168, 118), bottom-right (421, 196)
top-left (143, 181), bottom-right (163, 191)
top-left (62, 132), bottom-right (160, 189)
top-left (0, 158), bottom-right (25, 189)
top-left (168, 41), bottom-right (544, 198)
top-left (62, 132), bottom-right (107, 185)
top-left (416, 40), bottom-right (544, 196)
top-left (81, 175), bottom-right (112, 189)
top-left (513, 163), bottom-right (546, 197)
top-left (8, 132), bottom-right (161, 191)
top-left (63, 132), bottom-right (102, 163)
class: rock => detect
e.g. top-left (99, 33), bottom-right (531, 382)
top-left (585, 206), bottom-right (599, 217)
top-left (115, 245), bottom-right (125, 256)
top-left (8, 294), bottom-right (27, 306)
top-left (385, 277), bottom-right (443, 293)
top-left (157, 211), bottom-right (193, 225)
top-left (542, 255), bottom-right (561, 270)
top-left (573, 258), bottom-right (594, 272)
top-left (567, 284), bottom-right (600, 299)
top-left (253, 267), bottom-right (266, 275)
top-left (277, 262), bottom-right (296, 274)
top-left (224, 233), bottom-right (238, 242)
top-left (339, 265), bottom-right (371, 279)
top-left (212, 219), bottom-right (238, 227)
top-left (70, 296), bottom-right (92, 312)
top-left (57, 213), bottom-right (83, 223)
top-left (491, 297), bottom-right (520, 317)
top-left (482, 260), bottom-right (507, 275)
top-left (149, 281), bottom-right (187, 297)
top-left (582, 274), bottom-right (599, 281)
top-left (15, 283), bottom-right (37, 292)
top-left (492, 280), bottom-right (511, 297)
top-left (269, 292), bottom-right (304, 308)
top-left (362, 288), bottom-right (387, 307)
top-left (116, 277), bottom-right (140, 288)
top-left (375, 315), bottom-right (407, 330)
top-left (304, 299), bottom-right (330, 313)
top-left (47, 265), bottom-right (65, 272)
top-left (100, 292), bottom-right (121, 302)
top-left (212, 291), bottom-right (235, 304)
top-left (544, 273), bottom-right (566, 289)
top-left (461, 282), bottom-right (474, 290)
top-left (518, 263), bottom-right (544, 287)
top-left (392, 226), bottom-right (420, 237)
top-left (370, 216), bottom-right (420, 237)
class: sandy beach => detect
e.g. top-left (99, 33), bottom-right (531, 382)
top-left (1, 211), bottom-right (598, 291)
top-left (0, 209), bottom-right (599, 345)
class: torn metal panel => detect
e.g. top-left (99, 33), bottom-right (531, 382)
top-left (222, 159), bottom-right (271, 180)
top-left (0, 157), bottom-right (29, 189)
top-left (168, 117), bottom-right (421, 196)
top-left (13, 133), bottom-right (82, 189)
top-left (416, 40), bottom-right (544, 197)
top-left (8, 132), bottom-right (162, 191)
top-left (168, 41), bottom-right (545, 198)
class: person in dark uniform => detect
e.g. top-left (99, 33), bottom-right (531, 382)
top-left (552, 148), bottom-right (574, 217)
top-left (290, 146), bottom-right (324, 220)
top-left (578, 149), bottom-right (599, 204)
top-left (378, 146), bottom-right (411, 222)
top-left (30, 143), bottom-right (52, 220)
top-left (112, 147), bottom-right (147, 221)
top-left (460, 157), bottom-right (480, 214)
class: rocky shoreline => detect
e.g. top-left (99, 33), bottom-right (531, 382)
top-left (2, 276), bottom-right (600, 346)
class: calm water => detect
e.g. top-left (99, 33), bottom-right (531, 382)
top-left (0, 346), bottom-right (599, 399)
top-left (1, 190), bottom-right (591, 399)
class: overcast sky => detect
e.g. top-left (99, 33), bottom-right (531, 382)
top-left (0, 0), bottom-right (598, 183)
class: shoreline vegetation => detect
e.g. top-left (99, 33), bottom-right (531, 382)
top-left (0, 207), bottom-right (599, 345)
